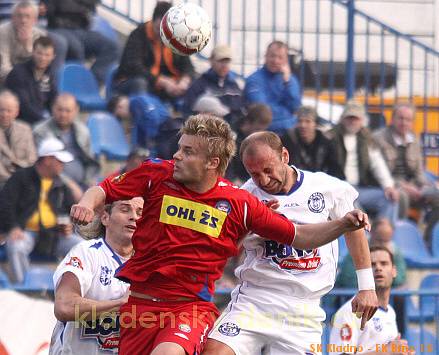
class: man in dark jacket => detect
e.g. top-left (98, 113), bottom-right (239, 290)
top-left (42, 0), bottom-right (119, 83)
top-left (6, 36), bottom-right (57, 125)
top-left (281, 106), bottom-right (341, 176)
top-left (182, 45), bottom-right (244, 121)
top-left (113, 1), bottom-right (194, 102)
top-left (0, 137), bottom-right (82, 283)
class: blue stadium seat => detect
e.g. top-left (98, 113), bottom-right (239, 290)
top-left (393, 220), bottom-right (439, 268)
top-left (0, 268), bottom-right (10, 288)
top-left (406, 327), bottom-right (437, 352)
top-left (91, 15), bottom-right (118, 43)
top-left (432, 222), bottom-right (439, 257)
top-left (87, 112), bottom-right (129, 160)
top-left (58, 63), bottom-right (107, 111)
top-left (13, 266), bottom-right (54, 292)
top-left (407, 274), bottom-right (439, 322)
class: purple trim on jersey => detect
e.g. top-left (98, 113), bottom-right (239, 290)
top-left (275, 169), bottom-right (304, 196)
top-left (379, 306), bottom-right (389, 312)
top-left (103, 238), bottom-right (124, 267)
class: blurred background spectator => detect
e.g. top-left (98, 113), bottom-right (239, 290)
top-left (183, 44), bottom-right (244, 122)
top-left (0, 1), bottom-right (66, 82)
top-left (281, 105), bottom-right (341, 175)
top-left (0, 137), bottom-right (82, 283)
top-left (373, 102), bottom-right (439, 243)
top-left (5, 36), bottom-right (57, 126)
top-left (0, 90), bottom-right (37, 188)
top-left (33, 93), bottom-right (100, 187)
top-left (326, 100), bottom-right (399, 222)
top-left (112, 1), bottom-right (194, 105)
top-left (244, 40), bottom-right (301, 135)
top-left (42, 0), bottom-right (119, 84)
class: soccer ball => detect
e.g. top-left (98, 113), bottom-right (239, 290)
top-left (160, 3), bottom-right (212, 56)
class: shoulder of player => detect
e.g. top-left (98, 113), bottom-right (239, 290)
top-left (69, 237), bottom-right (105, 256)
top-left (302, 170), bottom-right (353, 190)
top-left (333, 298), bottom-right (358, 321)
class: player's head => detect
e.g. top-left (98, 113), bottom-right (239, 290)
top-left (173, 114), bottom-right (236, 184)
top-left (370, 245), bottom-right (396, 291)
top-left (101, 198), bottom-right (144, 244)
top-left (265, 40), bottom-right (289, 73)
top-left (240, 131), bottom-right (292, 194)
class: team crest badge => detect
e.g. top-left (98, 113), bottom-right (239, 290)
top-left (111, 173), bottom-right (126, 183)
top-left (373, 317), bottom-right (383, 332)
top-left (218, 322), bottom-right (240, 337)
top-left (99, 266), bottom-right (113, 286)
top-left (215, 200), bottom-right (231, 214)
top-left (308, 192), bottom-right (325, 213)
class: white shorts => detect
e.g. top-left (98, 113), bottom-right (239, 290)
top-left (209, 283), bottom-right (326, 355)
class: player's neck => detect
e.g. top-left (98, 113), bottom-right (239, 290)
top-left (184, 174), bottom-right (218, 194)
top-left (281, 166), bottom-right (297, 193)
top-left (376, 287), bottom-right (391, 309)
top-left (106, 237), bottom-right (133, 259)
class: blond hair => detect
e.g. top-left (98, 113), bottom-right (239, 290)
top-left (180, 114), bottom-right (236, 175)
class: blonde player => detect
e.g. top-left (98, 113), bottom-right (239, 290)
top-left (329, 246), bottom-right (414, 355)
top-left (49, 198), bottom-right (143, 354)
top-left (204, 132), bottom-right (378, 355)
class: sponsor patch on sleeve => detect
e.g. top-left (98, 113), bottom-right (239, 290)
top-left (66, 256), bottom-right (83, 270)
top-left (340, 323), bottom-right (353, 341)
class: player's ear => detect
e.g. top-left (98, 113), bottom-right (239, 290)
top-left (206, 156), bottom-right (220, 171)
top-left (281, 147), bottom-right (289, 164)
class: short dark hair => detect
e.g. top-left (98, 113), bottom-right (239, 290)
top-left (153, 1), bottom-right (172, 21)
top-left (33, 36), bottom-right (54, 50)
top-left (370, 245), bottom-right (394, 265)
top-left (296, 106), bottom-right (317, 121)
top-left (245, 104), bottom-right (272, 126)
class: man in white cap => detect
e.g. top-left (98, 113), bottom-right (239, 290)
top-left (183, 44), bottom-right (244, 121)
top-left (0, 137), bottom-right (83, 283)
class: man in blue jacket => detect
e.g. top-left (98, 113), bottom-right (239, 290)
top-left (183, 44), bottom-right (244, 122)
top-left (245, 41), bottom-right (301, 134)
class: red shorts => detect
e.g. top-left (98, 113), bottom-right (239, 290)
top-left (118, 296), bottom-right (220, 355)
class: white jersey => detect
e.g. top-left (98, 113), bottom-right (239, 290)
top-left (329, 299), bottom-right (398, 354)
top-left (49, 238), bottom-right (129, 355)
top-left (237, 168), bottom-right (358, 299)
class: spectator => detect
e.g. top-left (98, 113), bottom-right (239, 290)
top-left (337, 218), bottom-right (407, 288)
top-left (111, 148), bottom-right (150, 178)
top-left (330, 246), bottom-right (412, 355)
top-left (373, 102), bottom-right (439, 223)
top-left (33, 93), bottom-right (100, 187)
top-left (107, 94), bottom-right (131, 140)
top-left (5, 36), bottom-right (57, 125)
top-left (50, 197), bottom-right (143, 353)
top-left (0, 90), bottom-right (37, 188)
top-left (43, 0), bottom-right (119, 84)
top-left (281, 105), bottom-right (342, 175)
top-left (0, 1), bottom-right (66, 82)
top-left (0, 137), bottom-right (82, 283)
top-left (113, 1), bottom-right (194, 103)
top-left (183, 44), bottom-right (244, 121)
top-left (226, 103), bottom-right (272, 184)
top-left (326, 100), bottom-right (399, 221)
top-left (244, 40), bottom-right (301, 134)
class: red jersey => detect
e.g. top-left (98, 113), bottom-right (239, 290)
top-left (99, 159), bottom-right (296, 301)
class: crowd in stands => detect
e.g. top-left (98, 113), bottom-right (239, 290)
top-left (0, 0), bottom-right (437, 317)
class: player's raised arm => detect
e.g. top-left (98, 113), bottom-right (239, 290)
top-left (292, 209), bottom-right (371, 250)
top-left (70, 186), bottom-right (106, 225)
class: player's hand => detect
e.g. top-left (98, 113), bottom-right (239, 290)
top-left (265, 199), bottom-right (280, 211)
top-left (70, 204), bottom-right (95, 225)
top-left (387, 335), bottom-right (415, 354)
top-left (341, 209), bottom-right (371, 232)
top-left (281, 62), bottom-right (291, 82)
top-left (351, 289), bottom-right (378, 331)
